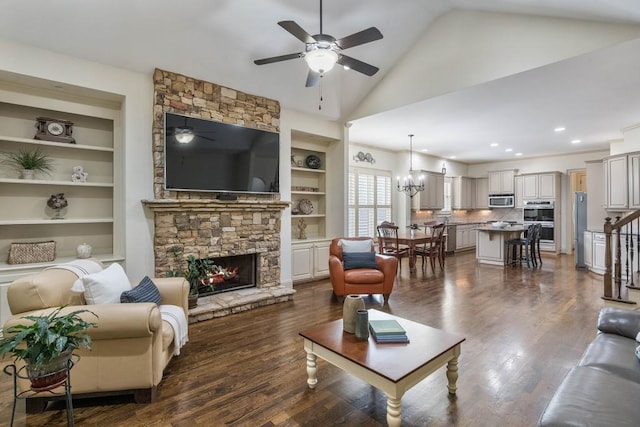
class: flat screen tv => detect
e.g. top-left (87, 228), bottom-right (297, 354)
top-left (164, 112), bottom-right (279, 194)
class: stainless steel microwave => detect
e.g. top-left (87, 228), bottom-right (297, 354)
top-left (488, 194), bottom-right (515, 208)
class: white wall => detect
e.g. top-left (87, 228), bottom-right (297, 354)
top-left (618, 124), bottom-right (640, 154)
top-left (352, 9), bottom-right (640, 120)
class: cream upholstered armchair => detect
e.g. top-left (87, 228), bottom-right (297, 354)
top-left (328, 237), bottom-right (398, 303)
top-left (3, 260), bottom-right (189, 411)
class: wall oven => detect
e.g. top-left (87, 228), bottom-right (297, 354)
top-left (524, 221), bottom-right (555, 243)
top-left (523, 200), bottom-right (555, 243)
top-left (488, 194), bottom-right (515, 208)
top-left (523, 200), bottom-right (554, 222)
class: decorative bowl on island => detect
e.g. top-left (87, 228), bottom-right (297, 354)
top-left (491, 221), bottom-right (508, 229)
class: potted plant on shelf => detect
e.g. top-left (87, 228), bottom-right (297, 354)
top-left (0, 306), bottom-right (97, 391)
top-left (1, 147), bottom-right (54, 179)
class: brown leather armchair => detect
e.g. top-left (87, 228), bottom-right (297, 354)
top-left (328, 237), bottom-right (398, 302)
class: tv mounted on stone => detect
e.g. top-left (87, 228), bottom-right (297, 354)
top-left (164, 112), bottom-right (280, 194)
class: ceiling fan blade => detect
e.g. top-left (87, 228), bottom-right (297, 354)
top-left (254, 52), bottom-right (303, 65)
top-left (335, 27), bottom-right (383, 50)
top-left (305, 70), bottom-right (321, 87)
top-left (278, 21), bottom-right (316, 44)
top-left (337, 54), bottom-right (379, 76)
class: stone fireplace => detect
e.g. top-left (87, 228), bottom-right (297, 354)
top-left (143, 69), bottom-right (293, 323)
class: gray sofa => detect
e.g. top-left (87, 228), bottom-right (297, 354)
top-left (538, 307), bottom-right (640, 427)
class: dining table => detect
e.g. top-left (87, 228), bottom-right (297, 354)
top-left (391, 230), bottom-right (447, 272)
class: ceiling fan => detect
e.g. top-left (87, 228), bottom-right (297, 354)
top-left (166, 117), bottom-right (216, 144)
top-left (254, 0), bottom-right (383, 87)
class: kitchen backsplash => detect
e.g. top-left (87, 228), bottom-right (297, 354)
top-left (412, 208), bottom-right (524, 224)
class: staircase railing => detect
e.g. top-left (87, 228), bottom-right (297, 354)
top-left (603, 211), bottom-right (640, 303)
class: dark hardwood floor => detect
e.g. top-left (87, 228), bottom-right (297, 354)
top-left (0, 251), bottom-right (606, 426)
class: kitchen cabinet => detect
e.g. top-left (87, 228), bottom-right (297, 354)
top-left (417, 171), bottom-right (445, 210)
top-left (592, 232), bottom-right (606, 274)
top-left (602, 153), bottom-right (640, 210)
top-left (488, 170), bottom-right (515, 194)
top-left (291, 239), bottom-right (330, 283)
top-left (515, 176), bottom-right (524, 208)
top-left (0, 85), bottom-right (123, 282)
top-left (475, 177), bottom-right (489, 209)
top-left (455, 224), bottom-right (477, 250)
top-left (452, 177), bottom-right (475, 209)
top-left (584, 230), bottom-right (593, 268)
top-left (584, 230), bottom-right (636, 277)
top-left (520, 172), bottom-right (560, 200)
top-left (629, 153), bottom-right (640, 209)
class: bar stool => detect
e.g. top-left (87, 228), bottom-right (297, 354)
top-left (506, 224), bottom-right (537, 268)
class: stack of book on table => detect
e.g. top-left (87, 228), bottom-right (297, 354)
top-left (368, 319), bottom-right (409, 343)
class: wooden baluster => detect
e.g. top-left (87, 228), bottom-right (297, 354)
top-left (630, 220), bottom-right (635, 287)
top-left (604, 217), bottom-right (613, 299)
top-left (625, 223), bottom-right (630, 284)
top-left (637, 216), bottom-right (640, 273)
top-left (615, 216), bottom-right (622, 300)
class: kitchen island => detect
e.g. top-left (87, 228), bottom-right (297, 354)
top-left (476, 225), bottom-right (525, 266)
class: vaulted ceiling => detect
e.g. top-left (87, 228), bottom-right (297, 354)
top-left (1, 0), bottom-right (640, 163)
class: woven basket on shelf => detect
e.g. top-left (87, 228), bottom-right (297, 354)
top-left (7, 241), bottom-right (56, 264)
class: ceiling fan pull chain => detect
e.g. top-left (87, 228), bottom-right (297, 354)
top-left (318, 74), bottom-right (324, 110)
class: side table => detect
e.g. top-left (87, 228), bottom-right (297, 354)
top-left (3, 355), bottom-right (77, 427)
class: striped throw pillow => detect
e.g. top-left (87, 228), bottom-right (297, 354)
top-left (121, 276), bottom-right (161, 304)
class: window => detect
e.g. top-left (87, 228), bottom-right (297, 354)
top-left (348, 168), bottom-right (392, 237)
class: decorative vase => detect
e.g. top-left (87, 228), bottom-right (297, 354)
top-left (20, 169), bottom-right (35, 180)
top-left (76, 242), bottom-right (92, 259)
top-left (355, 309), bottom-right (369, 341)
top-left (47, 193), bottom-right (68, 219)
top-left (343, 295), bottom-right (365, 334)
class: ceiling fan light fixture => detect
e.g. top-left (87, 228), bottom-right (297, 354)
top-left (174, 127), bottom-right (195, 144)
top-left (304, 48), bottom-right (338, 73)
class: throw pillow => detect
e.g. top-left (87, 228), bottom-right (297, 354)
top-left (343, 251), bottom-right (378, 270)
top-left (74, 263), bottom-right (132, 305)
top-left (340, 238), bottom-right (373, 253)
top-left (121, 276), bottom-right (161, 304)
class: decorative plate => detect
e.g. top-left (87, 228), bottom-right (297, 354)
top-left (357, 151), bottom-right (366, 161)
top-left (298, 198), bottom-right (314, 215)
top-left (305, 154), bottom-right (322, 169)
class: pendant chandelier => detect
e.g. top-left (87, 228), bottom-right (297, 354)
top-left (396, 134), bottom-right (424, 198)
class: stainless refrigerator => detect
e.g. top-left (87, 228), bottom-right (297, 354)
top-left (574, 192), bottom-right (588, 268)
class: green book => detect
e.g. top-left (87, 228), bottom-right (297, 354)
top-left (368, 319), bottom-right (406, 335)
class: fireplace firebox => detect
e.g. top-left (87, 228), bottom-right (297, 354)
top-left (197, 253), bottom-right (257, 296)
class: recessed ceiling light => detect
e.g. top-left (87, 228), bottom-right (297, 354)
top-left (505, 148), bottom-right (513, 152)
top-left (571, 139), bottom-right (581, 144)
top-left (449, 156), bottom-right (456, 159)
top-left (515, 152), bottom-right (523, 156)
top-left (554, 127), bottom-right (566, 132)
top-left (490, 142), bottom-right (499, 147)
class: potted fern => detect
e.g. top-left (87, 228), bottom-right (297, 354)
top-left (0, 306), bottom-right (97, 391)
top-left (1, 147), bottom-right (54, 179)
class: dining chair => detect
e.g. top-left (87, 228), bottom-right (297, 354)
top-left (506, 224), bottom-right (537, 268)
top-left (376, 223), bottom-right (410, 272)
top-left (414, 223), bottom-right (445, 272)
top-left (533, 223), bottom-right (543, 266)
